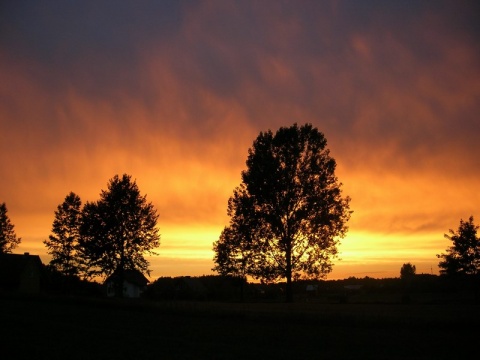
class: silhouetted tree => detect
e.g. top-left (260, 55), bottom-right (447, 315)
top-left (213, 227), bottom-right (250, 279)
top-left (400, 263), bottom-right (416, 280)
top-left (79, 174), bottom-right (160, 294)
top-left (44, 192), bottom-right (82, 278)
top-left (215, 123), bottom-right (351, 302)
top-left (0, 202), bottom-right (21, 253)
top-left (213, 227), bottom-right (258, 301)
top-left (437, 216), bottom-right (480, 276)
top-left (400, 262), bottom-right (416, 303)
top-left (213, 191), bottom-right (272, 279)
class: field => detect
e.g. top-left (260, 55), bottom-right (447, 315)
top-left (1, 294), bottom-right (478, 359)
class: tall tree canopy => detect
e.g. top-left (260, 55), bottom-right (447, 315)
top-left (214, 123), bottom-right (351, 302)
top-left (79, 174), bottom-right (160, 282)
top-left (0, 202), bottom-right (21, 253)
top-left (437, 216), bottom-right (480, 276)
top-left (44, 192), bottom-right (82, 277)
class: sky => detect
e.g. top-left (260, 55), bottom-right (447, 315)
top-left (1, 0), bottom-right (479, 280)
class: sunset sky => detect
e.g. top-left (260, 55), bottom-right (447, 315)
top-left (1, 1), bottom-right (479, 280)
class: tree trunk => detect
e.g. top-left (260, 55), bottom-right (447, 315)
top-left (285, 240), bottom-right (293, 303)
top-left (116, 247), bottom-right (125, 298)
top-left (239, 277), bottom-right (244, 302)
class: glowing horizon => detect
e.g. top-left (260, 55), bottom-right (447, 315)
top-left (6, 190), bottom-right (463, 281)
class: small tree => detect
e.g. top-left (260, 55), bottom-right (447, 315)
top-left (214, 123), bottom-right (351, 302)
top-left (213, 227), bottom-right (249, 280)
top-left (213, 191), bottom-right (273, 281)
top-left (79, 174), bottom-right (160, 295)
top-left (44, 192), bottom-right (82, 278)
top-left (437, 216), bottom-right (480, 276)
top-left (400, 262), bottom-right (416, 303)
top-left (212, 227), bottom-right (249, 300)
top-left (0, 202), bottom-right (21, 253)
top-left (400, 263), bottom-right (416, 280)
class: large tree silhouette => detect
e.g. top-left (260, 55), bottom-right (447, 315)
top-left (44, 192), bottom-right (82, 277)
top-left (437, 216), bottom-right (480, 276)
top-left (79, 174), bottom-right (160, 291)
top-left (214, 123), bottom-right (351, 302)
top-left (0, 202), bottom-right (21, 253)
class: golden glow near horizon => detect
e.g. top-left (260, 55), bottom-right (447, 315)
top-left (1, 1), bottom-right (479, 280)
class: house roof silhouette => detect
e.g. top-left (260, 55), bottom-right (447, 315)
top-left (0, 252), bottom-right (43, 292)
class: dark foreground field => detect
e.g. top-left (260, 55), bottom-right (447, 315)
top-left (1, 294), bottom-right (478, 359)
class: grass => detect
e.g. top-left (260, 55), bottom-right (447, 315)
top-left (1, 293), bottom-right (479, 359)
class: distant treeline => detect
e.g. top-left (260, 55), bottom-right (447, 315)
top-left (21, 267), bottom-right (480, 304)
top-left (144, 274), bottom-right (480, 303)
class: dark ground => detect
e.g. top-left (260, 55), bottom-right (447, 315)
top-left (1, 294), bottom-right (478, 359)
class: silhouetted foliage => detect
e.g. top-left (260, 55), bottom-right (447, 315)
top-left (42, 264), bottom-right (103, 296)
top-left (44, 192), bottom-right (82, 277)
top-left (0, 202), bottom-right (21, 253)
top-left (400, 263), bottom-right (416, 303)
top-left (214, 124), bottom-right (351, 302)
top-left (145, 276), bottom-right (177, 300)
top-left (78, 174), bottom-right (160, 291)
top-left (199, 275), bottom-right (248, 301)
top-left (143, 274), bottom-right (480, 304)
top-left (400, 263), bottom-right (416, 280)
top-left (437, 216), bottom-right (480, 276)
top-left (146, 275), bottom-right (249, 302)
top-left (212, 225), bottom-right (261, 300)
top-left (213, 227), bottom-right (248, 279)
